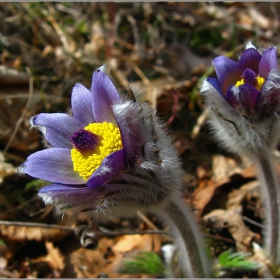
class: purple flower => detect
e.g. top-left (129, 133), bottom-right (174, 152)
top-left (207, 42), bottom-right (279, 116)
top-left (19, 68), bottom-right (183, 220)
top-left (201, 43), bottom-right (280, 155)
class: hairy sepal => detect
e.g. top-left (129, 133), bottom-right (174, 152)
top-left (201, 80), bottom-right (280, 157)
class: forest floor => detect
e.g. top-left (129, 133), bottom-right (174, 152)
top-left (0, 2), bottom-right (280, 278)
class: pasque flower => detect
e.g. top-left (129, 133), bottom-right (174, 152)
top-left (20, 68), bottom-right (183, 220)
top-left (201, 42), bottom-right (280, 265)
top-left (20, 68), bottom-right (211, 277)
top-left (201, 42), bottom-right (280, 155)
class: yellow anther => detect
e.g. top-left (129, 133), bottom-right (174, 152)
top-left (235, 79), bottom-right (244, 87)
top-left (256, 76), bottom-right (265, 91)
top-left (71, 122), bottom-right (123, 180)
top-left (235, 76), bottom-right (265, 91)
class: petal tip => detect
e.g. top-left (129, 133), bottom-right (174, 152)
top-left (30, 116), bottom-right (35, 127)
top-left (245, 41), bottom-right (256, 50)
top-left (96, 65), bottom-right (107, 73)
top-left (30, 115), bottom-right (46, 135)
top-left (17, 164), bottom-right (25, 174)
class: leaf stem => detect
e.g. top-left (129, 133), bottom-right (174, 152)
top-left (254, 153), bottom-right (280, 263)
top-left (154, 198), bottom-right (211, 277)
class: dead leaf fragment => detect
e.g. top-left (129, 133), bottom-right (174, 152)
top-left (0, 66), bottom-right (29, 85)
top-left (227, 180), bottom-right (260, 213)
top-left (0, 152), bottom-right (16, 184)
top-left (65, 237), bottom-right (114, 278)
top-left (113, 234), bottom-right (154, 253)
top-left (45, 241), bottom-right (65, 271)
top-left (193, 178), bottom-right (222, 217)
top-left (0, 225), bottom-right (70, 242)
top-left (203, 209), bottom-right (259, 252)
top-left (248, 7), bottom-right (270, 29)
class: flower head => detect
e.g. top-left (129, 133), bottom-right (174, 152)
top-left (201, 43), bottom-right (280, 155)
top-left (20, 68), bottom-right (183, 220)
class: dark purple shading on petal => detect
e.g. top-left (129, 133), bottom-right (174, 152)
top-left (238, 48), bottom-right (262, 74)
top-left (213, 56), bottom-right (243, 94)
top-left (226, 84), bottom-right (259, 114)
top-left (91, 70), bottom-right (120, 123)
top-left (87, 149), bottom-right (124, 188)
top-left (259, 47), bottom-right (277, 79)
top-left (114, 103), bottom-right (145, 167)
top-left (242, 68), bottom-right (257, 86)
top-left (23, 148), bottom-right (85, 185)
top-left (39, 183), bottom-right (87, 194)
top-left (70, 129), bottom-right (101, 157)
top-left (38, 183), bottom-right (109, 212)
top-left (32, 113), bottom-right (83, 149)
top-left (255, 70), bottom-right (280, 116)
top-left (71, 83), bottom-right (95, 126)
top-left (206, 77), bottom-right (224, 97)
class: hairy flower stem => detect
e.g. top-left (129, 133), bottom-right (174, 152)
top-left (155, 198), bottom-right (211, 277)
top-left (254, 153), bottom-right (280, 263)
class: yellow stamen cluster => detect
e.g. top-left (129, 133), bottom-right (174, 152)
top-left (235, 76), bottom-right (265, 91)
top-left (71, 122), bottom-right (122, 180)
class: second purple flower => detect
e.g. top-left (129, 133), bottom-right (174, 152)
top-left (201, 43), bottom-right (280, 155)
top-left (207, 42), bottom-right (279, 116)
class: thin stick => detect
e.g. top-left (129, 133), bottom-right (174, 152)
top-left (4, 67), bottom-right (33, 154)
top-left (0, 220), bottom-right (168, 236)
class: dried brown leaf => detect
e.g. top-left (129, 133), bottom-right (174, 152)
top-left (248, 7), bottom-right (270, 29)
top-left (45, 241), bottom-right (64, 271)
top-left (0, 225), bottom-right (69, 242)
top-left (0, 152), bottom-right (16, 184)
top-left (212, 155), bottom-right (255, 183)
top-left (193, 178), bottom-right (223, 217)
top-left (65, 237), bottom-right (114, 278)
top-left (112, 234), bottom-right (155, 253)
top-left (227, 180), bottom-right (260, 213)
top-left (0, 66), bottom-right (29, 85)
top-left (65, 234), bottom-right (162, 278)
top-left (69, 247), bottom-right (107, 278)
top-left (203, 209), bottom-right (260, 252)
top-left (193, 155), bottom-right (256, 217)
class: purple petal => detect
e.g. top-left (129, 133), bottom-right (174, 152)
top-left (87, 149), bottom-right (124, 188)
top-left (91, 70), bottom-right (120, 123)
top-left (38, 183), bottom-right (106, 209)
top-left (39, 183), bottom-right (86, 194)
top-left (23, 148), bottom-right (85, 185)
top-left (238, 48), bottom-right (262, 73)
top-left (255, 70), bottom-right (280, 115)
top-left (213, 56), bottom-right (243, 94)
top-left (71, 83), bottom-right (95, 126)
top-left (113, 102), bottom-right (145, 166)
top-left (226, 84), bottom-right (259, 114)
top-left (259, 47), bottom-right (277, 79)
top-left (206, 77), bottom-right (224, 97)
top-left (32, 113), bottom-right (83, 149)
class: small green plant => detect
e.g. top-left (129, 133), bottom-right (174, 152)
top-left (118, 251), bottom-right (165, 276)
top-left (25, 179), bottom-right (49, 191)
top-left (217, 249), bottom-right (259, 271)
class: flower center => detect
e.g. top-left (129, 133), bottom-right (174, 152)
top-left (235, 68), bottom-right (265, 91)
top-left (70, 122), bottom-right (123, 180)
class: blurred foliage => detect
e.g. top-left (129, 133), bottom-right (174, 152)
top-left (25, 179), bottom-right (49, 191)
top-left (118, 251), bottom-right (165, 276)
top-left (217, 249), bottom-right (259, 271)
